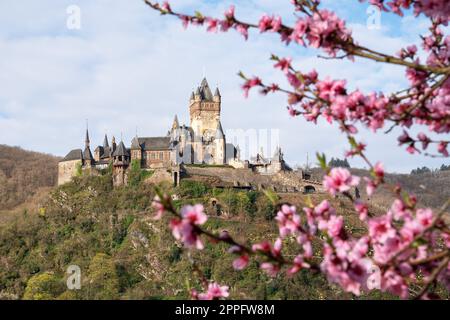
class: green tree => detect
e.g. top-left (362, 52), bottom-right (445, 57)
top-left (128, 159), bottom-right (142, 187)
top-left (23, 272), bottom-right (65, 300)
top-left (75, 161), bottom-right (83, 176)
top-left (86, 253), bottom-right (120, 300)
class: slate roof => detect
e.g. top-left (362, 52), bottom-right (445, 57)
top-left (60, 149), bottom-right (83, 162)
top-left (83, 146), bottom-right (94, 160)
top-left (101, 146), bottom-right (112, 159)
top-left (103, 134), bottom-right (109, 148)
top-left (198, 78), bottom-right (213, 101)
top-left (137, 137), bottom-right (171, 151)
top-left (131, 136), bottom-right (141, 149)
top-left (112, 141), bottom-right (130, 157)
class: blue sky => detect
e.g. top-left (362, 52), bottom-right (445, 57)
top-left (0, 0), bottom-right (448, 172)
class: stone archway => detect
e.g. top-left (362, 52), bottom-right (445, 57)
top-left (304, 185), bottom-right (316, 194)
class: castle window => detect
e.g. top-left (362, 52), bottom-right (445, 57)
top-left (159, 152), bottom-right (163, 160)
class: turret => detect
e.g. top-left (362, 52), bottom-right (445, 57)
top-left (103, 134), bottom-right (109, 149)
top-left (213, 87), bottom-right (221, 102)
top-left (112, 140), bottom-right (130, 165)
top-left (194, 87), bottom-right (201, 101)
top-left (112, 140), bottom-right (130, 187)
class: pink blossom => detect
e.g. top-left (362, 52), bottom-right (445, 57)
top-left (381, 269), bottom-right (409, 299)
top-left (320, 215), bottom-right (344, 238)
top-left (274, 57), bottom-right (292, 74)
top-left (288, 255), bottom-right (310, 275)
top-left (169, 219), bottom-right (204, 250)
top-left (368, 215), bottom-right (396, 243)
top-left (232, 255), bottom-right (249, 270)
top-left (286, 72), bottom-right (302, 88)
top-left (258, 14), bottom-right (282, 33)
top-left (235, 23), bottom-right (249, 40)
top-left (181, 204), bottom-right (207, 225)
top-left (161, 1), bottom-right (171, 12)
top-left (242, 77), bottom-right (262, 98)
top-left (287, 106), bottom-right (298, 117)
top-left (373, 162), bottom-right (385, 179)
top-left (260, 262), bottom-right (280, 277)
top-left (224, 5), bottom-right (235, 20)
top-left (197, 282), bottom-right (230, 300)
top-left (323, 167), bottom-right (360, 195)
top-left (354, 200), bottom-right (369, 221)
top-left (417, 132), bottom-right (431, 150)
top-left (206, 18), bottom-right (219, 32)
top-left (289, 18), bottom-right (308, 45)
top-left (437, 141), bottom-right (449, 157)
top-left (258, 14), bottom-right (272, 32)
top-left (316, 77), bottom-right (347, 100)
top-left (275, 204), bottom-right (300, 237)
top-left (151, 195), bottom-right (165, 220)
top-left (415, 208), bottom-right (434, 229)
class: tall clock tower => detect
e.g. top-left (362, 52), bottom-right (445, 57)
top-left (189, 78), bottom-right (225, 164)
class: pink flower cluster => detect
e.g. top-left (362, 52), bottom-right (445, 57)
top-left (323, 167), bottom-right (360, 196)
top-left (170, 204), bottom-right (208, 250)
top-left (284, 9), bottom-right (351, 57)
top-left (365, 0), bottom-right (450, 24)
top-left (191, 282), bottom-right (230, 300)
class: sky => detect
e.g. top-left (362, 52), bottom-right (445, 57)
top-left (0, 0), bottom-right (448, 173)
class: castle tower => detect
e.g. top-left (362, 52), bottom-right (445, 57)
top-left (189, 78), bottom-right (223, 164)
top-left (112, 140), bottom-right (130, 187)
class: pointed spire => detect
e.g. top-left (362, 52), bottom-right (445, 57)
top-left (214, 87), bottom-right (221, 97)
top-left (172, 115), bottom-right (179, 129)
top-left (199, 77), bottom-right (213, 100)
top-left (103, 134), bottom-right (109, 148)
top-left (85, 121), bottom-right (90, 148)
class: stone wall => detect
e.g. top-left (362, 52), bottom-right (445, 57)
top-left (57, 159), bottom-right (81, 186)
top-left (182, 165), bottom-right (323, 193)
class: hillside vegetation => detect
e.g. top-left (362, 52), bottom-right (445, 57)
top-left (0, 147), bottom-right (448, 300)
top-left (0, 145), bottom-right (59, 210)
top-left (0, 169), bottom-right (397, 300)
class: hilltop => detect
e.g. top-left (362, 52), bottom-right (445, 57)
top-left (0, 145), bottom-right (59, 213)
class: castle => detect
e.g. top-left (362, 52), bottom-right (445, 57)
top-left (58, 78), bottom-right (299, 189)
